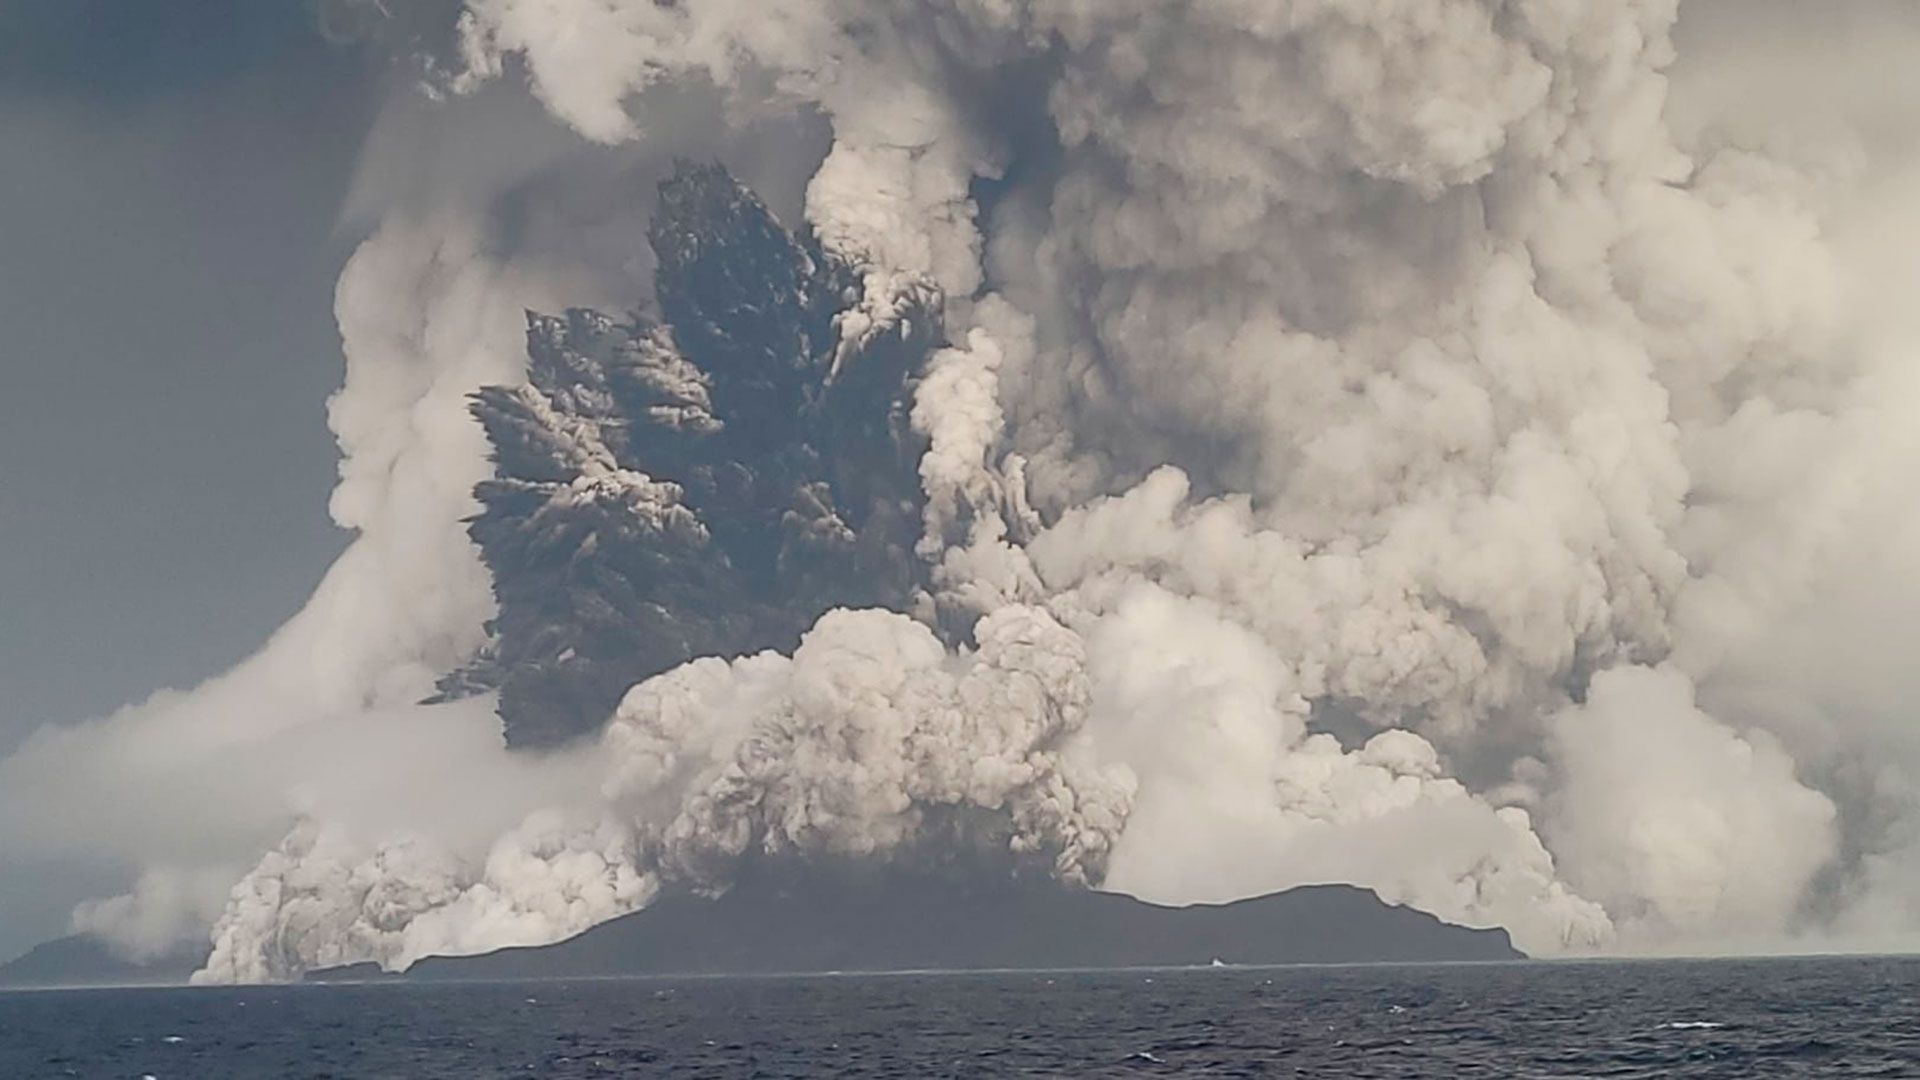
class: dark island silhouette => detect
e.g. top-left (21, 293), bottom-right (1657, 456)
top-left (311, 868), bottom-right (1521, 983)
top-left (0, 934), bottom-right (204, 989)
top-left (0, 869), bottom-right (1521, 988)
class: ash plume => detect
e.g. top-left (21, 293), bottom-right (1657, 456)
top-left (445, 162), bottom-right (935, 747)
top-left (11, 0), bottom-right (1920, 982)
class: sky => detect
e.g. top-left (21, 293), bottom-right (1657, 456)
top-left (0, 2), bottom-right (377, 751)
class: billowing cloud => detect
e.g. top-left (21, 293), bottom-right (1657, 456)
top-left (197, 605), bottom-right (1132, 981)
top-left (13, 0), bottom-right (1920, 981)
top-left (1544, 666), bottom-right (1838, 942)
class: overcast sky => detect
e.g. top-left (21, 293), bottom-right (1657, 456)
top-left (0, 2), bottom-right (382, 753)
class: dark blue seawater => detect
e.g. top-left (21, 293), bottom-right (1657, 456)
top-left (3, 958), bottom-right (1917, 1078)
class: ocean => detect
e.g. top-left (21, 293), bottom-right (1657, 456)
top-left (2, 957), bottom-right (1915, 1078)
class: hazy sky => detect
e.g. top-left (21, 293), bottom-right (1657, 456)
top-left (0, 2), bottom-right (380, 751)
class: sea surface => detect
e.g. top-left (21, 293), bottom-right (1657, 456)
top-left (2, 957), bottom-right (1916, 1078)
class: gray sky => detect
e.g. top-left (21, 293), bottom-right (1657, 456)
top-left (0, 2), bottom-right (381, 752)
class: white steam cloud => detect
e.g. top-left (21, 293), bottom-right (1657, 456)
top-left (198, 605), bottom-right (1130, 982)
top-left (9, 0), bottom-right (1920, 980)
